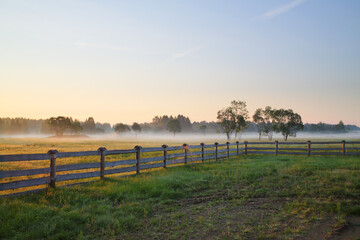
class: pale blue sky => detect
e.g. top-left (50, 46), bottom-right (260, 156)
top-left (0, 0), bottom-right (359, 125)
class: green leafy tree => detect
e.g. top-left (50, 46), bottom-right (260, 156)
top-left (71, 119), bottom-right (83, 135)
top-left (231, 101), bottom-right (249, 139)
top-left (114, 123), bottom-right (130, 135)
top-left (217, 107), bottom-right (235, 140)
top-left (336, 120), bottom-right (345, 132)
top-left (272, 109), bottom-right (303, 141)
top-left (131, 122), bottom-right (141, 136)
top-left (199, 125), bottom-right (207, 136)
top-left (217, 100), bottom-right (249, 140)
top-left (252, 106), bottom-right (275, 140)
top-left (47, 116), bottom-right (72, 136)
top-left (83, 117), bottom-right (96, 133)
top-left (167, 119), bottom-right (182, 136)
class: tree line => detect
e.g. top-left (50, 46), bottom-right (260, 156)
top-left (0, 105), bottom-right (357, 138)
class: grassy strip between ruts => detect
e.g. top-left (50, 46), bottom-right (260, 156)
top-left (0, 155), bottom-right (360, 240)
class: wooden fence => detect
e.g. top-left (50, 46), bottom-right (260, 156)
top-left (1, 140), bottom-right (359, 197)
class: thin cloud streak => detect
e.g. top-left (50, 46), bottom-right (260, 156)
top-left (255, 0), bottom-right (308, 20)
top-left (166, 47), bottom-right (202, 63)
top-left (73, 41), bottom-right (127, 51)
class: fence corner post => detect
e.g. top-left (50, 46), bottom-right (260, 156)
top-left (236, 141), bottom-right (239, 156)
top-left (134, 145), bottom-right (142, 174)
top-left (183, 143), bottom-right (188, 165)
top-left (200, 143), bottom-right (205, 162)
top-left (275, 141), bottom-right (279, 156)
top-left (244, 141), bottom-right (248, 156)
top-left (307, 141), bottom-right (311, 157)
top-left (215, 142), bottom-right (219, 161)
top-left (342, 140), bottom-right (346, 157)
top-left (162, 144), bottom-right (168, 168)
top-left (47, 149), bottom-right (58, 188)
top-left (226, 142), bottom-right (230, 159)
top-left (98, 147), bottom-right (107, 180)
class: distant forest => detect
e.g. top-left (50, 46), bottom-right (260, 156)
top-left (0, 116), bottom-right (358, 135)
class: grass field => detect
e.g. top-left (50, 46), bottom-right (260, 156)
top-left (1, 153), bottom-right (360, 239)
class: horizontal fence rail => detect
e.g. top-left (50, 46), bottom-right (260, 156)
top-left (1, 140), bottom-right (359, 197)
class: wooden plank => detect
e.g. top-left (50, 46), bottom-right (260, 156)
top-left (167, 159), bottom-right (185, 165)
top-left (218, 149), bottom-right (227, 153)
top-left (247, 151), bottom-right (274, 154)
top-left (346, 142), bottom-right (360, 144)
top-left (311, 142), bottom-right (342, 145)
top-left (104, 166), bottom-right (137, 175)
top-left (0, 167), bottom-right (50, 178)
top-left (248, 147), bottom-right (274, 150)
top-left (105, 159), bottom-right (137, 168)
top-left (0, 187), bottom-right (47, 198)
top-left (168, 153), bottom-right (185, 159)
top-left (278, 152), bottom-right (307, 155)
top-left (57, 162), bottom-right (100, 172)
top-left (106, 149), bottom-right (137, 155)
top-left (187, 145), bottom-right (202, 149)
top-left (246, 142), bottom-right (275, 145)
top-left (310, 148), bottom-right (342, 151)
top-left (277, 142), bottom-right (308, 145)
top-left (218, 154), bottom-right (227, 158)
top-left (56, 171), bottom-right (100, 182)
top-left (278, 148), bottom-right (307, 151)
top-left (346, 147), bottom-right (360, 150)
top-left (0, 153), bottom-right (50, 162)
top-left (140, 162), bottom-right (163, 170)
top-left (166, 146), bottom-right (183, 151)
top-left (57, 151), bottom-right (99, 158)
top-left (346, 152), bottom-right (360, 155)
top-left (0, 177), bottom-right (50, 191)
top-left (141, 156), bottom-right (164, 163)
top-left (141, 147), bottom-right (164, 153)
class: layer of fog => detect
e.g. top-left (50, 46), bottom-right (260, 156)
top-left (1, 131), bottom-right (359, 142)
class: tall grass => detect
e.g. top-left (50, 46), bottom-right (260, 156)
top-left (1, 154), bottom-right (359, 239)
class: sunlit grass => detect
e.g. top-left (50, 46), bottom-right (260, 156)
top-left (1, 154), bottom-right (359, 239)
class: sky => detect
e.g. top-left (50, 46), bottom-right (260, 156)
top-left (0, 0), bottom-right (359, 125)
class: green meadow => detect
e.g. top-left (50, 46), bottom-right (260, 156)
top-left (1, 152), bottom-right (360, 239)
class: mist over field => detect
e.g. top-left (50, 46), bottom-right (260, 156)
top-left (1, 131), bottom-right (359, 142)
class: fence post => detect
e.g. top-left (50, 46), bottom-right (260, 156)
top-left (183, 144), bottom-right (188, 165)
top-left (244, 141), bottom-right (248, 156)
top-left (226, 142), bottom-right (230, 159)
top-left (215, 142), bottom-right (219, 161)
top-left (200, 143), bottom-right (205, 162)
top-left (236, 141), bottom-right (239, 156)
top-left (47, 150), bottom-right (58, 188)
top-left (275, 141), bottom-right (279, 156)
top-left (342, 140), bottom-right (346, 156)
top-left (98, 147), bottom-right (107, 180)
top-left (134, 146), bottom-right (142, 174)
top-left (307, 141), bottom-right (311, 157)
top-left (162, 145), bottom-right (168, 168)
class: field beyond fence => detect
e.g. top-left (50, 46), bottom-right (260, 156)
top-left (1, 140), bottom-right (359, 196)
